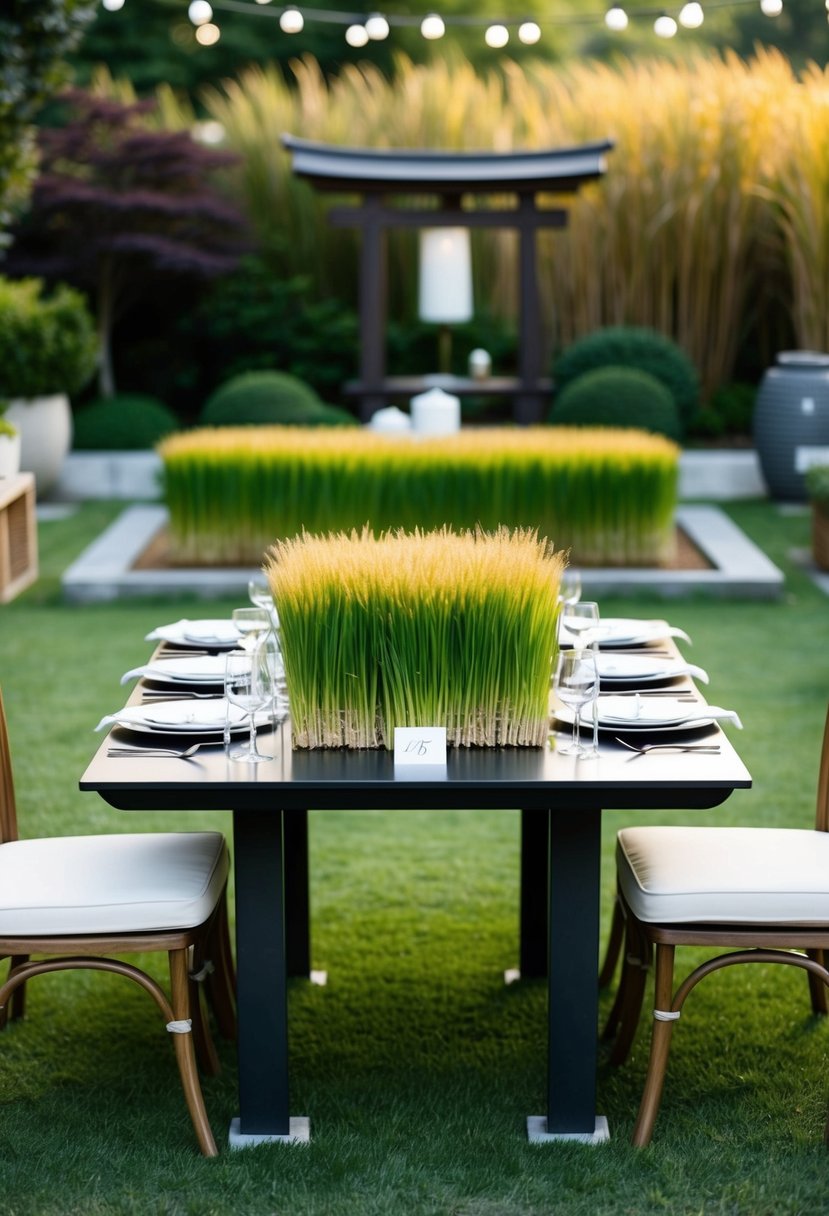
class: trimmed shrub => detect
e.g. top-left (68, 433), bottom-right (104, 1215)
top-left (200, 370), bottom-right (345, 427)
top-left (553, 326), bottom-right (699, 434)
top-left (549, 366), bottom-right (682, 442)
top-left (0, 276), bottom-right (97, 400)
top-left (72, 394), bottom-right (179, 450)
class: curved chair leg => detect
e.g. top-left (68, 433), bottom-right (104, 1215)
top-left (632, 942), bottom-right (677, 1147)
top-left (0, 955), bottom-right (29, 1030)
top-left (807, 950), bottom-right (829, 1015)
top-left (609, 924), bottom-right (652, 1066)
top-left (188, 961), bottom-right (221, 1078)
top-left (599, 894), bottom-right (625, 989)
top-left (206, 894), bottom-right (237, 1041)
top-left (168, 948), bottom-right (219, 1157)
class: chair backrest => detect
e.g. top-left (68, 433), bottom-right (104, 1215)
top-left (0, 687), bottom-right (20, 845)
top-left (816, 702), bottom-right (829, 833)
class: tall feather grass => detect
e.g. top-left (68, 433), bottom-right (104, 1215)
top-left (158, 426), bottom-right (679, 567)
top-left (265, 527), bottom-right (565, 750)
top-left (171, 49), bottom-right (819, 398)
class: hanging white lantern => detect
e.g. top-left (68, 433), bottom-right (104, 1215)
top-left (679, 2), bottom-right (704, 28)
top-left (654, 14), bottom-right (678, 37)
top-left (188, 0), bottom-right (212, 25)
top-left (485, 23), bottom-right (509, 48)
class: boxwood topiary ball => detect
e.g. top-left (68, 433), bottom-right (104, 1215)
top-left (553, 326), bottom-right (698, 435)
top-left (548, 365), bottom-right (682, 442)
top-left (72, 394), bottom-right (179, 450)
top-left (201, 370), bottom-right (324, 426)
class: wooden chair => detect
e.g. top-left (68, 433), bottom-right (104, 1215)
top-left (605, 702), bottom-right (829, 1146)
top-left (0, 687), bottom-right (236, 1156)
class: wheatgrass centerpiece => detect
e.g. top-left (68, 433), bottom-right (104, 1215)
top-left (265, 527), bottom-right (565, 750)
top-left (159, 426), bottom-right (679, 567)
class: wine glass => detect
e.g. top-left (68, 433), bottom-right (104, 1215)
top-left (559, 569), bottom-right (582, 607)
top-left (232, 607), bottom-right (270, 651)
top-left (559, 600), bottom-right (600, 648)
top-left (554, 648), bottom-right (599, 758)
top-left (248, 574), bottom-right (281, 631)
top-left (224, 649), bottom-right (272, 763)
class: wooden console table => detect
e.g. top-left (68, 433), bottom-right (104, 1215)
top-left (0, 473), bottom-right (38, 603)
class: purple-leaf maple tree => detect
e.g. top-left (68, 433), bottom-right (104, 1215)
top-left (5, 89), bottom-right (248, 397)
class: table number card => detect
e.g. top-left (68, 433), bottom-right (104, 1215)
top-left (393, 726), bottom-right (447, 767)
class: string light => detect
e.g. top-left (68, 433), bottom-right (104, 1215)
top-left (279, 6), bottom-right (303, 31)
top-left (679, 2), bottom-right (704, 28)
top-left (654, 13), bottom-right (678, 37)
top-left (188, 0), bottom-right (213, 25)
top-left (605, 7), bottom-right (629, 31)
top-left (420, 13), bottom-right (445, 40)
top-left (365, 12), bottom-right (390, 39)
top-left (518, 22), bottom-right (541, 45)
top-left (484, 23), bottom-right (509, 49)
top-left (100, 3), bottom-right (796, 52)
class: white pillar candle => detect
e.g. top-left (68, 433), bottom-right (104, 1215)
top-left (410, 387), bottom-right (461, 436)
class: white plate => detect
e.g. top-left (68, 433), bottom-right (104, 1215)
top-left (554, 706), bottom-right (716, 736)
top-left (559, 617), bottom-right (691, 649)
top-left (96, 699), bottom-right (272, 736)
top-left (121, 656), bottom-right (230, 686)
top-left (596, 654), bottom-right (709, 685)
top-left (145, 619), bottom-right (241, 649)
top-left (555, 695), bottom-right (741, 732)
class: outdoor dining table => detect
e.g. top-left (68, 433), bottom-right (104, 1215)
top-left (80, 648), bottom-right (752, 1148)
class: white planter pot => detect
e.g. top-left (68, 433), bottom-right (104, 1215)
top-left (0, 431), bottom-right (21, 479)
top-left (5, 393), bottom-right (72, 497)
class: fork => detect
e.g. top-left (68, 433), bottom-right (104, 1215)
top-left (614, 736), bottom-right (721, 757)
top-left (107, 742), bottom-right (206, 759)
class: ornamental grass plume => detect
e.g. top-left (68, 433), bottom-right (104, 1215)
top-left (264, 527), bottom-right (565, 751)
top-left (159, 425), bottom-right (678, 567)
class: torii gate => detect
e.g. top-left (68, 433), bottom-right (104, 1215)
top-left (282, 135), bottom-right (614, 424)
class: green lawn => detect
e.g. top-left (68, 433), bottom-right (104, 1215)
top-left (0, 498), bottom-right (827, 1215)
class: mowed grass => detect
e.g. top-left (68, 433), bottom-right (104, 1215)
top-left (0, 497), bottom-right (827, 1215)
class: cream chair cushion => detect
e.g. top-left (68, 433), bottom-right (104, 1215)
top-left (617, 826), bottom-right (829, 926)
top-left (0, 832), bottom-right (228, 935)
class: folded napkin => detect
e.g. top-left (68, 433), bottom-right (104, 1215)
top-left (120, 656), bottom-right (229, 685)
top-left (595, 656), bottom-right (709, 684)
top-left (592, 694), bottom-right (742, 730)
top-left (559, 617), bottom-right (691, 649)
top-left (95, 699), bottom-right (245, 732)
top-left (145, 618), bottom-right (240, 646)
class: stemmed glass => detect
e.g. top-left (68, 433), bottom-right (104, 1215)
top-left (554, 648), bottom-right (599, 758)
top-left (224, 648), bottom-right (273, 764)
top-left (248, 574), bottom-right (280, 629)
top-left (232, 607), bottom-right (271, 651)
top-left (559, 599), bottom-right (600, 647)
top-left (558, 569), bottom-right (582, 607)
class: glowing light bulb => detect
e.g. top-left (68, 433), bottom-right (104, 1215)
top-left (279, 7), bottom-right (304, 32)
top-left (654, 14), bottom-right (678, 37)
top-left (760, 0), bottom-right (782, 13)
top-left (485, 23), bottom-right (509, 48)
top-left (188, 0), bottom-right (212, 25)
top-left (345, 23), bottom-right (369, 47)
top-left (679, 1), bottom-right (704, 27)
top-left (195, 20), bottom-right (220, 44)
top-left (604, 7), bottom-right (629, 32)
top-left (518, 21), bottom-right (541, 45)
top-left (102, 0), bottom-right (125, 11)
top-left (421, 13), bottom-right (445, 39)
top-left (365, 13), bottom-right (390, 40)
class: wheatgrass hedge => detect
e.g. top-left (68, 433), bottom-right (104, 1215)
top-left (265, 527), bottom-right (565, 750)
top-left (158, 426), bottom-right (679, 567)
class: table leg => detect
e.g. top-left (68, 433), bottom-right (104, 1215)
top-left (528, 805), bottom-right (608, 1143)
top-left (519, 807), bottom-right (548, 978)
top-left (284, 809), bottom-right (310, 977)
top-left (229, 808), bottom-right (309, 1147)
